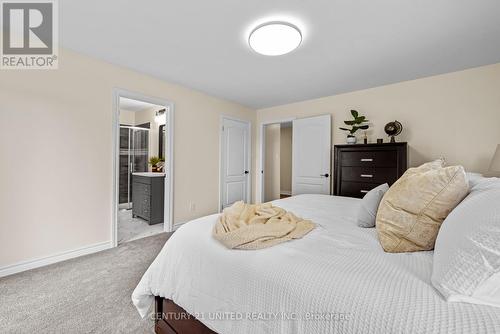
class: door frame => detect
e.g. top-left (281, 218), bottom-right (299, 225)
top-left (258, 118), bottom-right (296, 203)
top-left (219, 115), bottom-right (252, 212)
top-left (112, 88), bottom-right (175, 247)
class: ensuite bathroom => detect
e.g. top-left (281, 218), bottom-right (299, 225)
top-left (118, 97), bottom-right (168, 244)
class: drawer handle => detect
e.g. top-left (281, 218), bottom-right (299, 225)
top-left (360, 190), bottom-right (369, 194)
top-left (360, 174), bottom-right (373, 178)
top-left (360, 158), bottom-right (373, 162)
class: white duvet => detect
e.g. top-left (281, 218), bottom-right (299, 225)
top-left (132, 195), bottom-right (500, 334)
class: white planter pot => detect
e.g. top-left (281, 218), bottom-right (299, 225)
top-left (346, 136), bottom-right (357, 144)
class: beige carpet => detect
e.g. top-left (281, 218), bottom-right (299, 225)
top-left (0, 233), bottom-right (171, 333)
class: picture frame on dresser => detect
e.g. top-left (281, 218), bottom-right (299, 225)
top-left (333, 142), bottom-right (408, 198)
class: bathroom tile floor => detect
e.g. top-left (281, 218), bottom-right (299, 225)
top-left (118, 208), bottom-right (164, 244)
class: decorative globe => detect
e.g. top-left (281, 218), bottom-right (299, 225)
top-left (384, 120), bottom-right (403, 142)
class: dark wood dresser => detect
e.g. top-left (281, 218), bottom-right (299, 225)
top-left (334, 143), bottom-right (407, 198)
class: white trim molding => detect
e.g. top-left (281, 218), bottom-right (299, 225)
top-left (0, 241), bottom-right (112, 278)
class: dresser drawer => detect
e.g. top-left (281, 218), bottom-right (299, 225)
top-left (133, 182), bottom-right (151, 196)
top-left (133, 174), bottom-right (152, 185)
top-left (340, 181), bottom-right (382, 198)
top-left (341, 167), bottom-right (398, 184)
top-left (340, 150), bottom-right (398, 167)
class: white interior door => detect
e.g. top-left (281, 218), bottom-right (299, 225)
top-left (221, 118), bottom-right (250, 209)
top-left (292, 115), bottom-right (331, 195)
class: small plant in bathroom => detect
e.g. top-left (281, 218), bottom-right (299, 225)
top-left (339, 110), bottom-right (369, 144)
top-left (149, 156), bottom-right (161, 172)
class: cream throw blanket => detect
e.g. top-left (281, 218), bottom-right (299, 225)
top-left (213, 201), bottom-right (315, 250)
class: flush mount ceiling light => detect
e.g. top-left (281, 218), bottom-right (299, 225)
top-left (248, 22), bottom-right (302, 56)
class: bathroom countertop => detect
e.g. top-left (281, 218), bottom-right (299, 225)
top-left (132, 172), bottom-right (165, 177)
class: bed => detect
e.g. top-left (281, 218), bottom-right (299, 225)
top-left (132, 194), bottom-right (500, 334)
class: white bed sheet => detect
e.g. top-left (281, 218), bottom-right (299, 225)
top-left (132, 194), bottom-right (500, 334)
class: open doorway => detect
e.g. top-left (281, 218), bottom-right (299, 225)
top-left (112, 90), bottom-right (174, 246)
top-left (262, 121), bottom-right (293, 202)
top-left (260, 115), bottom-right (331, 202)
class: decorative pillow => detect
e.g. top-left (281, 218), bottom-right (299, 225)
top-left (408, 158), bottom-right (446, 173)
top-left (432, 178), bottom-right (500, 307)
top-left (376, 162), bottom-right (469, 253)
top-left (357, 183), bottom-right (389, 228)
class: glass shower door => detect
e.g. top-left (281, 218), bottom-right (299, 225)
top-left (119, 128), bottom-right (131, 205)
top-left (131, 128), bottom-right (149, 175)
top-left (119, 126), bottom-right (149, 209)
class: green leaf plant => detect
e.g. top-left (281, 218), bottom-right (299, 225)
top-left (339, 110), bottom-right (370, 137)
top-left (149, 156), bottom-right (161, 166)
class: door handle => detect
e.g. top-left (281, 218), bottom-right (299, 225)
top-left (360, 174), bottom-right (373, 178)
top-left (320, 173), bottom-right (329, 177)
top-left (244, 170), bottom-right (249, 174)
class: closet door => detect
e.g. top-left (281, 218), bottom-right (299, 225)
top-left (292, 115), bottom-right (331, 195)
top-left (220, 118), bottom-right (251, 209)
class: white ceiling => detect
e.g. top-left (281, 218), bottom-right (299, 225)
top-left (62, 1), bottom-right (500, 109)
top-left (119, 97), bottom-right (162, 112)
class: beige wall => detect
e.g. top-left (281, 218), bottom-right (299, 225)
top-left (264, 124), bottom-right (281, 202)
top-left (280, 126), bottom-right (292, 194)
top-left (0, 48), bottom-right (255, 268)
top-left (119, 109), bottom-right (136, 125)
top-left (255, 63), bottom-right (500, 201)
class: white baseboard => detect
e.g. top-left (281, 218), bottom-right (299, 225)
top-left (0, 240), bottom-right (113, 278)
top-left (280, 190), bottom-right (292, 196)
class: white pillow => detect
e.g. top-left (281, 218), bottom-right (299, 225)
top-left (357, 183), bottom-right (389, 228)
top-left (466, 172), bottom-right (484, 188)
top-left (431, 177), bottom-right (500, 307)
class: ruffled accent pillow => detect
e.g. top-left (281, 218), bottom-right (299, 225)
top-left (376, 160), bottom-right (469, 253)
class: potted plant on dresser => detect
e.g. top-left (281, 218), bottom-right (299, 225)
top-left (340, 110), bottom-right (369, 144)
